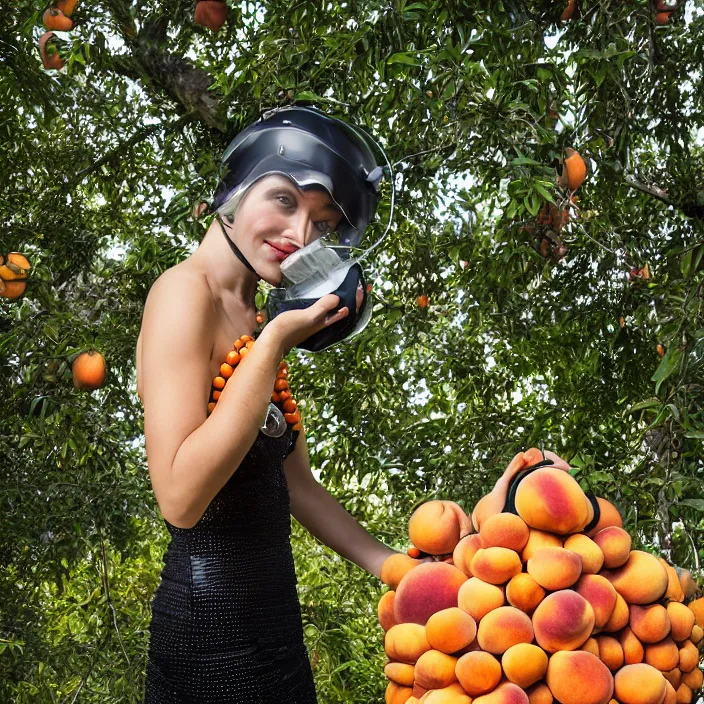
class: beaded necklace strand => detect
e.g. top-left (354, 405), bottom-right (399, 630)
top-left (207, 334), bottom-right (302, 432)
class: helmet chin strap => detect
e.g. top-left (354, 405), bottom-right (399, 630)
top-left (216, 214), bottom-right (260, 278)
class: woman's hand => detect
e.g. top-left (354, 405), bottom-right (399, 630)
top-left (471, 448), bottom-right (571, 531)
top-left (260, 293), bottom-right (349, 355)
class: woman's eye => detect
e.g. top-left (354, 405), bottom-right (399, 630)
top-left (277, 195), bottom-right (293, 206)
top-left (316, 221), bottom-right (332, 234)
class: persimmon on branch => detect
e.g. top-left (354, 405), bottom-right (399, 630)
top-left (61, 6), bottom-right (226, 132)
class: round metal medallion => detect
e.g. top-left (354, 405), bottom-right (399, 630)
top-left (261, 402), bottom-right (287, 438)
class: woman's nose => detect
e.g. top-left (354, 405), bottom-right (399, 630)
top-left (283, 213), bottom-right (314, 248)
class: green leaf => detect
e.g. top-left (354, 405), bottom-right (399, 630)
top-left (651, 347), bottom-right (683, 393)
top-left (387, 52), bottom-right (421, 66)
top-left (678, 499), bottom-right (704, 512)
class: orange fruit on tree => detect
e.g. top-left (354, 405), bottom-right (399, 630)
top-left (0, 280), bottom-right (27, 301)
top-left (417, 295), bottom-right (429, 309)
top-left (656, 344), bottom-right (665, 357)
top-left (194, 0), bottom-right (229, 31)
top-left (72, 350), bottom-right (107, 391)
top-left (56, 0), bottom-right (78, 16)
top-left (39, 32), bottom-right (63, 70)
top-left (655, 12), bottom-right (671, 25)
top-left (43, 8), bottom-right (74, 31)
top-left (557, 148), bottom-right (587, 191)
top-left (0, 252), bottom-right (31, 281)
top-left (561, 0), bottom-right (577, 21)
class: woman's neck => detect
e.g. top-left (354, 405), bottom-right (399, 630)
top-left (194, 219), bottom-right (259, 308)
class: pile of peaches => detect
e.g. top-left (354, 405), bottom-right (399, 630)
top-left (379, 455), bottom-right (703, 704)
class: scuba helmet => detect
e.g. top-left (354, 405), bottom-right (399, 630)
top-left (210, 106), bottom-right (393, 353)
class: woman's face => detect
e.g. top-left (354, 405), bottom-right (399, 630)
top-left (221, 174), bottom-right (344, 285)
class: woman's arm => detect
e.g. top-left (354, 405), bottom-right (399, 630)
top-left (284, 428), bottom-right (397, 579)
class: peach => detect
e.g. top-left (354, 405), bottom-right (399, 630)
top-left (603, 592), bottom-right (630, 632)
top-left (663, 668), bottom-right (682, 689)
top-left (415, 650), bottom-right (458, 689)
top-left (575, 574), bottom-right (618, 628)
top-left (420, 683), bottom-right (472, 704)
top-left (502, 642), bottom-right (548, 687)
top-left (533, 590), bottom-right (595, 652)
top-left (413, 684), bottom-right (428, 699)
top-left (676, 684), bottom-right (693, 704)
top-left (455, 650), bottom-right (502, 696)
top-left (522, 529), bottom-right (562, 562)
top-left (506, 573), bottom-right (546, 614)
top-left (687, 598), bottom-right (704, 629)
top-left (604, 550), bottom-right (669, 604)
top-left (681, 667), bottom-right (703, 689)
top-left (592, 527), bottom-right (632, 569)
top-left (527, 546), bottom-right (583, 590)
top-left (597, 635), bottom-right (625, 671)
top-left (471, 547), bottom-right (522, 585)
top-left (514, 468), bottom-right (592, 534)
top-left (546, 650), bottom-right (615, 704)
top-left (667, 602), bottom-right (696, 643)
top-left (457, 577), bottom-right (505, 622)
top-left (678, 640), bottom-right (699, 673)
top-left (690, 624), bottom-right (703, 643)
top-left (386, 681), bottom-right (414, 704)
top-left (426, 608), bottom-right (477, 654)
top-left (480, 513), bottom-right (530, 551)
top-left (379, 591), bottom-right (398, 631)
top-left (586, 497), bottom-right (624, 537)
top-left (614, 664), bottom-right (666, 704)
top-left (383, 554), bottom-right (423, 590)
top-left (385, 623), bottom-right (432, 663)
top-left (619, 627), bottom-right (645, 665)
top-left (678, 570), bottom-right (698, 601)
top-left (453, 534), bottom-right (482, 577)
top-left (473, 682), bottom-right (530, 704)
top-left (664, 681), bottom-right (677, 704)
top-left (477, 606), bottom-right (534, 654)
top-left (645, 637), bottom-right (680, 672)
top-left (526, 683), bottom-right (553, 704)
top-left (409, 501), bottom-right (473, 555)
top-left (386, 662), bottom-right (416, 686)
top-left (582, 636), bottom-right (600, 656)
top-left (564, 533), bottom-right (605, 574)
top-left (630, 604), bottom-right (671, 643)
top-left (395, 563), bottom-right (468, 625)
top-left (659, 558), bottom-right (685, 603)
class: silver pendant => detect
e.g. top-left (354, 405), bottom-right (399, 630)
top-left (261, 402), bottom-right (287, 438)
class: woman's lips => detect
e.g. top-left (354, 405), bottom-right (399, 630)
top-left (265, 242), bottom-right (290, 261)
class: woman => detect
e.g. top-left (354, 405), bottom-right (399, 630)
top-left (136, 107), bottom-right (402, 703)
top-left (136, 105), bottom-right (571, 702)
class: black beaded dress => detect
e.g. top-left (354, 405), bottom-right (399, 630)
top-left (144, 423), bottom-right (317, 703)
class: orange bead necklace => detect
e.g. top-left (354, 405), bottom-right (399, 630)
top-left (207, 334), bottom-right (302, 432)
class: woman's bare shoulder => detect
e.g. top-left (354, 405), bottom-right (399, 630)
top-left (136, 261), bottom-right (214, 400)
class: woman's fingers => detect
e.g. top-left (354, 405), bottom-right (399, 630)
top-left (325, 306), bottom-right (349, 325)
top-left (315, 293), bottom-right (342, 313)
top-left (543, 450), bottom-right (570, 471)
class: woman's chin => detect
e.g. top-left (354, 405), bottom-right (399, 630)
top-left (259, 265), bottom-right (284, 288)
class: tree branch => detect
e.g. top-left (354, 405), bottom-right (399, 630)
top-left (623, 173), bottom-right (704, 220)
top-left (68, 114), bottom-right (193, 187)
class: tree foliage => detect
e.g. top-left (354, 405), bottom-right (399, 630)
top-left (1, 0), bottom-right (703, 701)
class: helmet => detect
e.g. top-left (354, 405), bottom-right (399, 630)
top-left (211, 106), bottom-right (384, 249)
